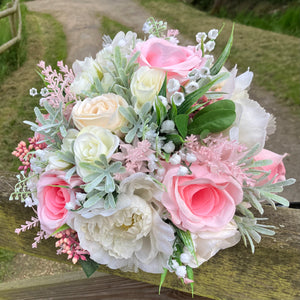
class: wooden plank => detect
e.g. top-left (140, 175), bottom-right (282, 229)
top-left (0, 271), bottom-right (211, 299)
top-left (1, 171), bottom-right (299, 299)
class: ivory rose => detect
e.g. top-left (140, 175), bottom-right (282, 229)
top-left (72, 94), bottom-right (128, 133)
top-left (254, 149), bottom-right (286, 184)
top-left (135, 37), bottom-right (205, 82)
top-left (162, 164), bottom-right (243, 232)
top-left (37, 171), bottom-right (83, 235)
top-left (70, 173), bottom-right (175, 273)
top-left (130, 66), bottom-right (165, 111)
top-left (74, 126), bottom-right (119, 178)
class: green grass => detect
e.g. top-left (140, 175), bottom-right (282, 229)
top-left (0, 1), bottom-right (27, 84)
top-left (0, 11), bottom-right (67, 172)
top-left (216, 5), bottom-right (300, 38)
top-left (100, 16), bottom-right (133, 38)
top-left (138, 0), bottom-right (300, 107)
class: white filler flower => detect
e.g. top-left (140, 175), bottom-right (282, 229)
top-left (70, 173), bottom-right (175, 273)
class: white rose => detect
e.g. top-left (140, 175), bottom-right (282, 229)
top-left (70, 173), bottom-right (175, 273)
top-left (183, 221), bottom-right (241, 268)
top-left (72, 93), bottom-right (128, 133)
top-left (74, 126), bottom-right (119, 178)
top-left (70, 57), bottom-right (102, 95)
top-left (46, 129), bottom-right (79, 171)
top-left (131, 66), bottom-right (165, 111)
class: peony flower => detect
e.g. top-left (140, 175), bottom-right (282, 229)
top-left (130, 66), bottom-right (165, 111)
top-left (182, 221), bottom-right (241, 268)
top-left (72, 93), bottom-right (128, 133)
top-left (37, 171), bottom-right (83, 235)
top-left (221, 66), bottom-right (275, 150)
top-left (162, 163), bottom-right (243, 232)
top-left (74, 126), bottom-right (119, 178)
top-left (254, 148), bottom-right (286, 184)
top-left (135, 37), bottom-right (206, 83)
top-left (70, 57), bottom-right (102, 95)
top-left (70, 173), bottom-right (175, 273)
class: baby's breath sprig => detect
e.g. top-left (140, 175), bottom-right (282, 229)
top-left (143, 17), bottom-right (168, 38)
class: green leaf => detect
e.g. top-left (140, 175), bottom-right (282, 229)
top-left (80, 257), bottom-right (99, 278)
top-left (51, 224), bottom-right (70, 236)
top-left (260, 191), bottom-right (290, 207)
top-left (155, 97), bottom-right (167, 126)
top-left (188, 109), bottom-right (236, 135)
top-left (119, 106), bottom-right (137, 124)
top-left (210, 24), bottom-right (234, 75)
top-left (177, 72), bottom-right (229, 114)
top-left (169, 99), bottom-right (177, 121)
top-left (83, 192), bottom-right (105, 208)
top-left (158, 74), bottom-right (167, 97)
top-left (159, 268), bottom-right (168, 295)
top-left (186, 266), bottom-right (194, 297)
top-left (166, 134), bottom-right (185, 146)
top-left (175, 114), bottom-right (189, 138)
top-left (193, 99), bottom-right (235, 120)
top-left (175, 228), bottom-right (198, 264)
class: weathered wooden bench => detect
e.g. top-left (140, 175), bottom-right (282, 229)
top-left (0, 171), bottom-right (299, 299)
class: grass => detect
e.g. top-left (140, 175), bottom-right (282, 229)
top-left (0, 0), bottom-right (27, 84)
top-left (137, 0), bottom-right (300, 108)
top-left (0, 10), bottom-right (67, 282)
top-left (100, 15), bottom-right (133, 39)
top-left (216, 5), bottom-right (300, 38)
top-left (0, 11), bottom-right (67, 172)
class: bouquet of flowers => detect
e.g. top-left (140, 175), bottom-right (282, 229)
top-left (10, 18), bottom-right (295, 291)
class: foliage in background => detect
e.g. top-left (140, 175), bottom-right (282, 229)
top-left (191, 0), bottom-right (300, 37)
top-left (138, 0), bottom-right (300, 107)
top-left (0, 11), bottom-right (67, 172)
top-left (0, 0), bottom-right (27, 84)
top-left (100, 16), bottom-right (133, 39)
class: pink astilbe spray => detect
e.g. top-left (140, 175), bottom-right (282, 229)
top-left (185, 134), bottom-right (252, 185)
top-left (37, 60), bottom-right (78, 118)
top-left (12, 136), bottom-right (47, 173)
top-left (112, 140), bottom-right (155, 180)
top-left (55, 229), bottom-right (89, 264)
top-left (15, 216), bottom-right (39, 234)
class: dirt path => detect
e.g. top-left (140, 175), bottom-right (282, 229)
top-left (25, 0), bottom-right (298, 201)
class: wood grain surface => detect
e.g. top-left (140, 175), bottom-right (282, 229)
top-left (1, 171), bottom-right (299, 300)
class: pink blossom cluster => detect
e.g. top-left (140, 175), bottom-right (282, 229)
top-left (12, 137), bottom-right (46, 173)
top-left (37, 60), bottom-right (77, 116)
top-left (54, 229), bottom-right (89, 264)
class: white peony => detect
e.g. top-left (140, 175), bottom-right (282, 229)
top-left (69, 173), bottom-right (175, 273)
top-left (74, 126), bottom-right (119, 178)
top-left (182, 221), bottom-right (241, 268)
top-left (221, 66), bottom-right (275, 150)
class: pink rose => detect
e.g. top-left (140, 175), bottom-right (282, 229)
top-left (135, 37), bottom-right (205, 82)
top-left (254, 149), bottom-right (286, 184)
top-left (161, 164), bottom-right (243, 233)
top-left (37, 171), bottom-right (83, 235)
